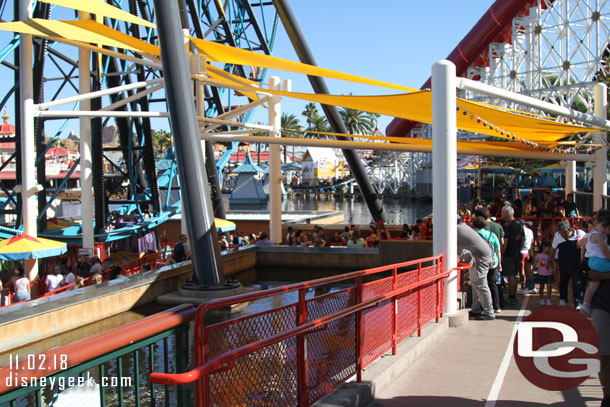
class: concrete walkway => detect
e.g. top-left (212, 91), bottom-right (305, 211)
top-left (367, 294), bottom-right (605, 407)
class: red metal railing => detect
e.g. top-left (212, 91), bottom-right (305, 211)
top-left (0, 250), bottom-right (173, 308)
top-left (150, 255), bottom-right (470, 407)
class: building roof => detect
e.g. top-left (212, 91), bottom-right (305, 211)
top-left (303, 147), bottom-right (338, 163)
top-left (233, 153), bottom-right (266, 173)
top-left (45, 147), bottom-right (78, 157)
top-left (0, 110), bottom-right (15, 135)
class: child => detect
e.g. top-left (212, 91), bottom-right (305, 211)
top-left (580, 210), bottom-right (610, 316)
top-left (534, 240), bottom-right (554, 305)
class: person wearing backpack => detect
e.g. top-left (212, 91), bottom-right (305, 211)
top-left (552, 220), bottom-right (586, 308)
top-left (472, 216), bottom-right (502, 313)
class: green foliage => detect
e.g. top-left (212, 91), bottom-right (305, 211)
top-left (339, 107), bottom-right (377, 135)
top-left (151, 129), bottom-right (173, 158)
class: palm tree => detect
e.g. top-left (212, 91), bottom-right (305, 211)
top-left (309, 115), bottom-right (331, 137)
top-left (301, 102), bottom-right (319, 130)
top-left (339, 108), bottom-right (376, 135)
top-left (281, 113), bottom-right (302, 162)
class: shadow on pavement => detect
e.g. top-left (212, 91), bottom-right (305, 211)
top-left (367, 395), bottom-right (601, 407)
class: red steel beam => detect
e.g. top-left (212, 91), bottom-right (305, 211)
top-left (386, 0), bottom-right (545, 139)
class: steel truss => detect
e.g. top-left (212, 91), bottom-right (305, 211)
top-left (0, 0), bottom-right (278, 240)
top-left (468, 0), bottom-right (610, 115)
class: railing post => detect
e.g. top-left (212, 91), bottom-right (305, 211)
top-left (417, 262), bottom-right (422, 337)
top-left (436, 258), bottom-right (441, 322)
top-left (355, 276), bottom-right (363, 382)
top-left (440, 256), bottom-right (445, 319)
top-left (297, 287), bottom-right (309, 407)
top-left (194, 319), bottom-right (206, 407)
top-left (175, 324), bottom-right (191, 406)
top-left (392, 267), bottom-right (398, 355)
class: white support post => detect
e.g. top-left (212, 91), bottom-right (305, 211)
top-left (432, 61), bottom-right (458, 315)
top-left (593, 83), bottom-right (608, 211)
top-left (565, 160), bottom-right (576, 195)
top-left (79, 11), bottom-right (94, 253)
top-left (20, 0), bottom-right (37, 279)
top-left (268, 77), bottom-right (282, 244)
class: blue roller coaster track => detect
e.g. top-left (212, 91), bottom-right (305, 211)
top-left (0, 0), bottom-right (279, 242)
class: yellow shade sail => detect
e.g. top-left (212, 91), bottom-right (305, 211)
top-left (206, 76), bottom-right (590, 145)
top-left (189, 36), bottom-right (418, 93)
top-left (0, 19), bottom-right (159, 56)
top-left (39, 0), bottom-right (156, 28)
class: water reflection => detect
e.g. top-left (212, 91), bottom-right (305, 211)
top-left (224, 195), bottom-right (432, 225)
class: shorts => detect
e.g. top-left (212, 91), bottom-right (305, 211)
top-left (520, 252), bottom-right (530, 271)
top-left (501, 256), bottom-right (519, 277)
top-left (534, 273), bottom-right (555, 285)
top-left (588, 257), bottom-right (610, 273)
top-left (591, 308), bottom-right (610, 356)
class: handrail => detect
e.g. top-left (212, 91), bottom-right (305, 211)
top-left (193, 254), bottom-right (444, 335)
top-left (150, 257), bottom-right (472, 395)
top-left (149, 265), bottom-right (453, 386)
top-left (0, 304), bottom-right (196, 394)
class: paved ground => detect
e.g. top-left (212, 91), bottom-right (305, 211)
top-left (367, 293), bottom-right (605, 407)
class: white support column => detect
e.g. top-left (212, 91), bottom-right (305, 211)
top-left (20, 0), bottom-right (37, 279)
top-left (432, 61), bottom-right (458, 315)
top-left (594, 83), bottom-right (608, 211)
top-left (565, 160), bottom-right (576, 195)
top-left (268, 77), bottom-right (282, 244)
top-left (79, 11), bottom-right (94, 253)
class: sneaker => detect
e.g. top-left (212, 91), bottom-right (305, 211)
top-left (529, 288), bottom-right (538, 294)
top-left (579, 304), bottom-right (592, 317)
top-left (494, 308), bottom-right (502, 314)
top-left (468, 311), bottom-right (482, 319)
top-left (540, 299), bottom-right (547, 306)
top-left (517, 288), bottom-right (530, 295)
top-left (506, 297), bottom-right (518, 305)
top-left (475, 314), bottom-right (496, 320)
top-left (546, 299), bottom-right (552, 305)
top-left (559, 299), bottom-right (566, 306)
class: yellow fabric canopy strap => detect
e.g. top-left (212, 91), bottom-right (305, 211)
top-left (206, 76), bottom-right (590, 144)
top-left (189, 36), bottom-right (418, 93)
top-left (0, 19), bottom-right (159, 57)
top-left (39, 0), bottom-right (155, 28)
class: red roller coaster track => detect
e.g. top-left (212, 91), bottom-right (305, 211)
top-left (386, 0), bottom-right (552, 139)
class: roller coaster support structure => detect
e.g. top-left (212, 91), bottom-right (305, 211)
top-left (272, 0), bottom-right (387, 223)
top-left (154, 0), bottom-right (223, 286)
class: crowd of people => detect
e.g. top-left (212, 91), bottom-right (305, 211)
top-left (212, 220), bottom-right (434, 253)
top-left (457, 194), bottom-right (610, 406)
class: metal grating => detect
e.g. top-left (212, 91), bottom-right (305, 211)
top-left (307, 314), bottom-right (357, 403)
top-left (208, 338), bottom-right (298, 407)
top-left (206, 305), bottom-right (297, 356)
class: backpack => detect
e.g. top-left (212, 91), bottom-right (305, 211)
top-left (173, 241), bottom-right (186, 262)
top-left (482, 231), bottom-right (498, 269)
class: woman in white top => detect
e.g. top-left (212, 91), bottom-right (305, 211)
top-left (347, 228), bottom-right (365, 248)
top-left (12, 267), bottom-right (30, 302)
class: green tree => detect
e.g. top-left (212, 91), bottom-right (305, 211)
top-left (151, 129), bottom-right (173, 158)
top-left (301, 102), bottom-right (318, 130)
top-left (281, 113), bottom-right (302, 162)
top-left (340, 107), bottom-right (376, 135)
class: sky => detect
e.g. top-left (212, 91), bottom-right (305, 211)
top-left (0, 1), bottom-right (495, 138)
top-left (248, 1), bottom-right (494, 133)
